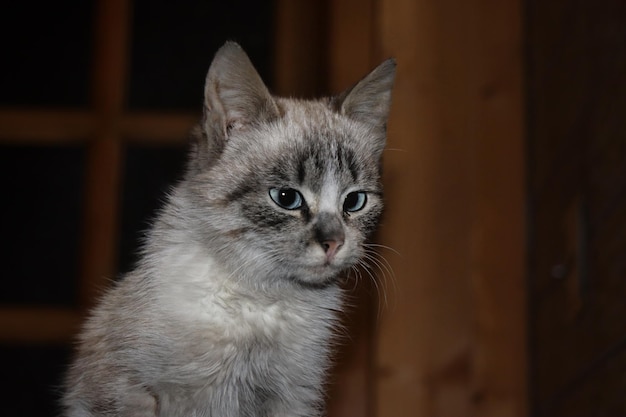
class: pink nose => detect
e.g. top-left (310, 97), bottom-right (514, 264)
top-left (322, 239), bottom-right (344, 261)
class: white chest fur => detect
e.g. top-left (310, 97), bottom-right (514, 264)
top-left (140, 241), bottom-right (339, 416)
top-left (151, 242), bottom-right (334, 346)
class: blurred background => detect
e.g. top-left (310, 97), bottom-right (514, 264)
top-left (0, 0), bottom-right (624, 416)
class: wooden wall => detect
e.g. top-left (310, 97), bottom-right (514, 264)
top-left (527, 0), bottom-right (626, 415)
top-left (374, 1), bottom-right (527, 416)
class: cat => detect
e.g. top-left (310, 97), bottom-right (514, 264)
top-left (63, 41), bottom-right (395, 417)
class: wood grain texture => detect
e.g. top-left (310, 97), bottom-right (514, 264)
top-left (273, 0), bottom-right (328, 97)
top-left (375, 0), bottom-right (527, 416)
top-left (0, 308), bottom-right (81, 344)
top-left (79, 0), bottom-right (130, 309)
top-left (527, 0), bottom-right (626, 414)
top-left (0, 110), bottom-right (95, 143)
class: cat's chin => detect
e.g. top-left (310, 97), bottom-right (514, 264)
top-left (284, 263), bottom-right (347, 288)
top-left (286, 273), bottom-right (339, 289)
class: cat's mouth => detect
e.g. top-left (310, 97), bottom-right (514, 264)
top-left (287, 265), bottom-right (345, 288)
top-left (285, 257), bottom-right (351, 287)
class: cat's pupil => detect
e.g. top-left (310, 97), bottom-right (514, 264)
top-left (344, 191), bottom-right (367, 212)
top-left (278, 190), bottom-right (295, 205)
top-left (269, 188), bottom-right (303, 210)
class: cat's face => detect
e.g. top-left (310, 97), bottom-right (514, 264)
top-left (183, 42), bottom-right (394, 288)
top-left (190, 101), bottom-right (384, 287)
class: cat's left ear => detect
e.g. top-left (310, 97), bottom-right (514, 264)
top-left (203, 42), bottom-right (279, 143)
top-left (334, 58), bottom-right (396, 132)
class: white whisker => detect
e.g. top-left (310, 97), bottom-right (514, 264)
top-left (352, 243), bottom-right (399, 319)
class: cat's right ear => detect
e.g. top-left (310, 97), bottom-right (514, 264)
top-left (203, 42), bottom-right (279, 144)
top-left (334, 58), bottom-right (396, 132)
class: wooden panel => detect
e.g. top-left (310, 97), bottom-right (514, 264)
top-left (0, 110), bottom-right (95, 143)
top-left (273, 0), bottom-right (329, 97)
top-left (376, 1), bottom-right (473, 414)
top-left (327, 0), bottom-right (376, 94)
top-left (80, 138), bottom-right (123, 308)
top-left (0, 308), bottom-right (80, 344)
top-left (375, 0), bottom-right (526, 416)
top-left (79, 0), bottom-right (130, 308)
top-left (0, 110), bottom-right (195, 145)
top-left (121, 112), bottom-right (198, 143)
top-left (465, 2), bottom-right (527, 416)
top-left (528, 0), bottom-right (626, 414)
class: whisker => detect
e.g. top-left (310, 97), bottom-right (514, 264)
top-left (361, 254), bottom-right (389, 311)
top-left (355, 258), bottom-right (387, 320)
top-left (364, 244), bottom-right (399, 291)
top-left (383, 147), bottom-right (408, 153)
top-left (357, 243), bottom-right (399, 319)
top-left (366, 250), bottom-right (397, 297)
top-left (365, 242), bottom-right (402, 257)
top-left (346, 266), bottom-right (361, 293)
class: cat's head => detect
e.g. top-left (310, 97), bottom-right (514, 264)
top-left (183, 42), bottom-right (395, 288)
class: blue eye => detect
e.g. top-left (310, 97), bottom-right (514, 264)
top-left (343, 191), bottom-right (367, 212)
top-left (269, 188), bottom-right (303, 210)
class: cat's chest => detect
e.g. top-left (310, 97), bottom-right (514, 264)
top-left (148, 246), bottom-right (336, 413)
top-left (197, 288), bottom-right (304, 341)
top-left (154, 251), bottom-right (320, 342)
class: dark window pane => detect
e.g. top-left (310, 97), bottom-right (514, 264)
top-left (0, 1), bottom-right (93, 108)
top-left (128, 0), bottom-right (274, 111)
top-left (117, 144), bottom-right (187, 274)
top-left (0, 145), bottom-right (84, 306)
top-left (0, 345), bottom-right (71, 417)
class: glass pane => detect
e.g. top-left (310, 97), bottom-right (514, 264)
top-left (128, 0), bottom-right (273, 110)
top-left (0, 145), bottom-right (85, 306)
top-left (0, 1), bottom-right (93, 107)
top-left (0, 345), bottom-right (71, 416)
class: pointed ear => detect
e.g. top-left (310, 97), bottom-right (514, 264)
top-left (203, 42), bottom-right (279, 142)
top-left (335, 58), bottom-right (396, 129)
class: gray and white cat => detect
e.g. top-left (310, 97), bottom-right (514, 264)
top-left (64, 41), bottom-right (395, 417)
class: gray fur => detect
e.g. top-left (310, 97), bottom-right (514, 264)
top-left (64, 41), bottom-right (395, 417)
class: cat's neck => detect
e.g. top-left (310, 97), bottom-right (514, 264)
top-left (140, 210), bottom-right (343, 305)
top-left (138, 232), bottom-right (343, 336)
